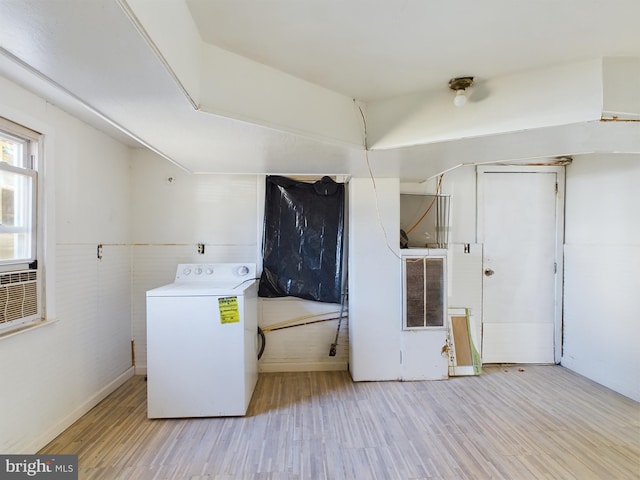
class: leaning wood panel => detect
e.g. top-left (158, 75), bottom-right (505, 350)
top-left (451, 314), bottom-right (473, 365)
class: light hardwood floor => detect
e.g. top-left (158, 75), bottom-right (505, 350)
top-left (40, 366), bottom-right (640, 479)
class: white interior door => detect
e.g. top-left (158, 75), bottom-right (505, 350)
top-left (478, 166), bottom-right (564, 364)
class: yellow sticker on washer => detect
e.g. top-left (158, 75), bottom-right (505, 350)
top-left (218, 296), bottom-right (240, 324)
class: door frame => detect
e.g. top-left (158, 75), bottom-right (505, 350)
top-left (477, 165), bottom-right (565, 363)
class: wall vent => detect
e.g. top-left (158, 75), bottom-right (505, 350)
top-left (0, 270), bottom-right (38, 324)
top-left (402, 256), bottom-right (446, 329)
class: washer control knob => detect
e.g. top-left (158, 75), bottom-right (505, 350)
top-left (205, 268), bottom-right (214, 275)
top-left (237, 265), bottom-right (250, 276)
top-left (183, 268), bottom-right (191, 276)
top-left (195, 267), bottom-right (203, 275)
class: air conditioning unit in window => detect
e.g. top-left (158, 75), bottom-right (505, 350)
top-left (0, 269), bottom-right (38, 325)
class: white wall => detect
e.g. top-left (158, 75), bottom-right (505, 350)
top-left (199, 42), bottom-right (363, 147)
top-left (349, 171), bottom-right (485, 382)
top-left (260, 297), bottom-right (348, 372)
top-left (602, 57), bottom-right (640, 120)
top-left (130, 150), bottom-right (259, 373)
top-left (1, 67), bottom-right (636, 459)
top-left (562, 154), bottom-right (640, 401)
top-left (349, 177), bottom-right (402, 380)
top-left (130, 151), bottom-right (349, 373)
top-left (0, 75), bottom-right (133, 453)
top-left (400, 165), bottom-right (477, 245)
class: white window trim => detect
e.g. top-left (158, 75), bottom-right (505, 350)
top-left (0, 110), bottom-right (55, 337)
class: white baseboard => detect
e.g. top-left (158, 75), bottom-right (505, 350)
top-left (26, 367), bottom-right (135, 453)
top-left (259, 361), bottom-right (347, 373)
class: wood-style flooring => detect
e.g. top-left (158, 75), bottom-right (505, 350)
top-left (39, 366), bottom-right (640, 479)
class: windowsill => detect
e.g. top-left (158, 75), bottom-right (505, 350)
top-left (0, 317), bottom-right (57, 340)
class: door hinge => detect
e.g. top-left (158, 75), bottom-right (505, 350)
top-left (554, 262), bottom-right (557, 274)
top-left (555, 182), bottom-right (558, 194)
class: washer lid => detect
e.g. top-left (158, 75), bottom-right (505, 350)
top-left (146, 279), bottom-right (256, 297)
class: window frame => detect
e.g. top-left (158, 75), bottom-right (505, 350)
top-left (0, 116), bottom-right (43, 335)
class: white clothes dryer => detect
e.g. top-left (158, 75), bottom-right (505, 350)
top-left (146, 263), bottom-right (258, 418)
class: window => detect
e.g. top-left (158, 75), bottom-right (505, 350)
top-left (0, 117), bottom-right (41, 333)
top-left (400, 193), bottom-right (450, 249)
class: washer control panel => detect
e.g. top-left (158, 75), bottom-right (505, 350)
top-left (175, 263), bottom-right (256, 283)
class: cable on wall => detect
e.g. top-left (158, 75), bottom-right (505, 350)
top-left (354, 99), bottom-right (402, 260)
top-left (405, 174), bottom-right (444, 235)
top-left (352, 101), bottom-right (572, 254)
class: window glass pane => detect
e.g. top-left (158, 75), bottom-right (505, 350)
top-left (0, 134), bottom-right (26, 168)
top-left (0, 170), bottom-right (33, 262)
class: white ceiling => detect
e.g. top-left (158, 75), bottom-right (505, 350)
top-left (186, 0), bottom-right (640, 101)
top-left (0, 0), bottom-right (638, 178)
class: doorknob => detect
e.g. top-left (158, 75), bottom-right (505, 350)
top-left (484, 268), bottom-right (495, 276)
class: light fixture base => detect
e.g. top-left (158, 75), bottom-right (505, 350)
top-left (448, 76), bottom-right (474, 91)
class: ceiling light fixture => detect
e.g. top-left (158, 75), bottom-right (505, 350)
top-left (448, 76), bottom-right (474, 107)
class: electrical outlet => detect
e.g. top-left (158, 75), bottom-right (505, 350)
top-left (197, 243), bottom-right (205, 255)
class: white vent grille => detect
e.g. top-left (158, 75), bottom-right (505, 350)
top-left (0, 270), bottom-right (38, 324)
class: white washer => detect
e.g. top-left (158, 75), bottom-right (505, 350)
top-left (146, 263), bottom-right (258, 418)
